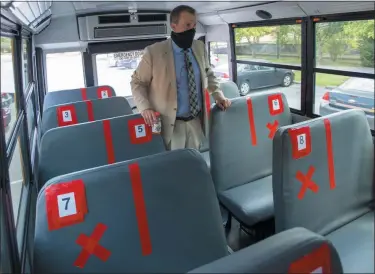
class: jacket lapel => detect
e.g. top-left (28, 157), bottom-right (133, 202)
top-left (192, 41), bottom-right (206, 89)
top-left (164, 39), bottom-right (177, 94)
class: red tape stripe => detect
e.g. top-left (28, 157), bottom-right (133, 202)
top-left (85, 100), bottom-right (94, 121)
top-left (102, 120), bottom-right (115, 164)
top-left (246, 97), bottom-right (257, 146)
top-left (128, 163), bottom-right (152, 256)
top-left (81, 88), bottom-right (88, 101)
top-left (324, 119), bottom-right (336, 190)
top-left (204, 89), bottom-right (211, 119)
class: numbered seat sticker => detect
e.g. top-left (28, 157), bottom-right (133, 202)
top-left (288, 126), bottom-right (312, 160)
top-left (128, 118), bottom-right (153, 144)
top-left (57, 105), bottom-right (78, 127)
top-left (268, 94), bottom-right (284, 116)
top-left (45, 179), bottom-right (88, 231)
top-left (97, 87), bottom-right (112, 99)
top-left (288, 243), bottom-right (331, 273)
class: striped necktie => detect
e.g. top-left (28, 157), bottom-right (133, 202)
top-left (183, 49), bottom-right (199, 117)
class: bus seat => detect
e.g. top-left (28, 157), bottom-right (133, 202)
top-left (34, 149), bottom-right (228, 273)
top-left (209, 81), bottom-right (240, 104)
top-left (38, 113), bottom-right (166, 190)
top-left (188, 227), bottom-right (343, 273)
top-left (43, 85), bottom-right (116, 111)
top-left (272, 109), bottom-right (374, 273)
top-left (210, 92), bottom-right (292, 228)
top-left (41, 97), bottom-right (132, 137)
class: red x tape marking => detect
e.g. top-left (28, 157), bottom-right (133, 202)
top-left (102, 120), bottom-right (115, 164)
top-left (57, 105), bottom-right (78, 127)
top-left (296, 166), bottom-right (318, 200)
top-left (80, 88), bottom-right (88, 101)
top-left (266, 120), bottom-right (279, 139)
top-left (324, 119), bottom-right (336, 190)
top-left (128, 118), bottom-right (152, 145)
top-left (288, 243), bottom-right (331, 273)
top-left (74, 223), bottom-right (111, 268)
top-left (45, 180), bottom-right (88, 231)
top-left (97, 86), bottom-right (112, 99)
top-left (288, 126), bottom-right (312, 159)
top-left (129, 163), bottom-right (152, 256)
top-left (268, 94), bottom-right (284, 116)
top-left (204, 89), bottom-right (211, 119)
top-left (85, 100), bottom-right (94, 122)
top-left (246, 97), bottom-right (257, 146)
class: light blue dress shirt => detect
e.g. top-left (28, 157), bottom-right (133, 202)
top-left (172, 41), bottom-right (202, 118)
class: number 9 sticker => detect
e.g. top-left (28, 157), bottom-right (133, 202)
top-left (128, 118), bottom-right (152, 144)
top-left (268, 94), bottom-right (284, 116)
top-left (288, 126), bottom-right (312, 159)
top-left (45, 179), bottom-right (88, 231)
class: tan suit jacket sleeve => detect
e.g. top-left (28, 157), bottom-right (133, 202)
top-left (199, 40), bottom-right (224, 100)
top-left (130, 47), bottom-right (153, 113)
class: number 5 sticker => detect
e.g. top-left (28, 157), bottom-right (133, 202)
top-left (45, 179), bottom-right (88, 231)
top-left (128, 118), bottom-right (152, 144)
top-left (288, 126), bottom-right (312, 159)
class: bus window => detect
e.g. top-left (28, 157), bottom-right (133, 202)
top-left (233, 24), bottom-right (302, 110)
top-left (314, 19), bottom-right (374, 130)
top-left (46, 52), bottom-right (85, 92)
top-left (96, 50), bottom-right (144, 97)
top-left (8, 138), bottom-right (26, 225)
top-left (209, 42), bottom-right (230, 83)
top-left (22, 39), bottom-right (30, 90)
top-left (235, 24), bottom-right (302, 66)
top-left (1, 36), bottom-right (17, 144)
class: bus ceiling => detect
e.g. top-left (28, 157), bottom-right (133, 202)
top-left (1, 1), bottom-right (373, 51)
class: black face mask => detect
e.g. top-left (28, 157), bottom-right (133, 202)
top-left (171, 28), bottom-right (196, 49)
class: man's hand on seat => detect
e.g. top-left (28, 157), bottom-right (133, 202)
top-left (141, 109), bottom-right (157, 126)
top-left (215, 96), bottom-right (231, 111)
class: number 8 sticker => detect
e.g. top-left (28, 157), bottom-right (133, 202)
top-left (45, 179), bottom-right (88, 231)
top-left (288, 126), bottom-right (312, 159)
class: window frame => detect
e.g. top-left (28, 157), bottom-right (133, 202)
top-left (310, 12), bottom-right (374, 135)
top-left (230, 18), bottom-right (307, 115)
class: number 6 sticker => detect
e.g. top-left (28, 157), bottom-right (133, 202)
top-left (45, 179), bottom-right (88, 231)
top-left (288, 126), bottom-right (312, 159)
top-left (128, 118), bottom-right (152, 144)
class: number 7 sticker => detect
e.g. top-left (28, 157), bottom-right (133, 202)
top-left (45, 179), bottom-right (88, 231)
top-left (288, 126), bottom-right (312, 159)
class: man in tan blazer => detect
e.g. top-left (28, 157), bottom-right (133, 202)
top-left (130, 5), bottom-right (231, 150)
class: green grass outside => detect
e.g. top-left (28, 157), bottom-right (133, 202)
top-left (293, 71), bottom-right (349, 87)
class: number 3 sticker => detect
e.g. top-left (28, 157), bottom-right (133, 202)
top-left (288, 126), bottom-right (312, 159)
top-left (45, 179), bottom-right (88, 231)
top-left (57, 105), bottom-right (77, 126)
top-left (62, 110), bottom-right (72, 122)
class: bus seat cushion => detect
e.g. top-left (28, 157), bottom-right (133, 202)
top-left (273, 109), bottom-right (374, 235)
top-left (188, 227), bottom-right (343, 273)
top-left (34, 149), bottom-right (228, 273)
top-left (326, 211), bottom-right (374, 273)
top-left (218, 176), bottom-right (273, 227)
